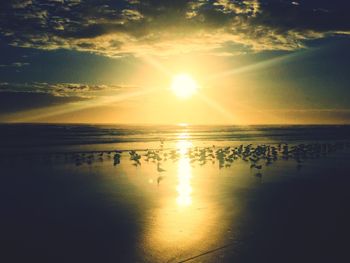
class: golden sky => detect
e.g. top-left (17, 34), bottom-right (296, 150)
top-left (1, 0), bottom-right (350, 124)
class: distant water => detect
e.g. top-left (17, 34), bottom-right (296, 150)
top-left (1, 124), bottom-right (350, 153)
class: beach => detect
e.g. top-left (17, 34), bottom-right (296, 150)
top-left (2, 1), bottom-right (350, 262)
top-left (1, 124), bottom-right (350, 262)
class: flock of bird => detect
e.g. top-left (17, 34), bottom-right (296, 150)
top-left (3, 141), bottom-right (349, 180)
top-left (127, 142), bottom-right (348, 171)
top-left (30, 142), bottom-right (350, 175)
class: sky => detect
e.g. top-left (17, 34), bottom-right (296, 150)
top-left (0, 0), bottom-right (350, 124)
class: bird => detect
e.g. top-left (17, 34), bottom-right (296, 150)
top-left (255, 172), bottom-right (262, 178)
top-left (157, 162), bottom-right (166, 173)
top-left (157, 175), bottom-right (164, 186)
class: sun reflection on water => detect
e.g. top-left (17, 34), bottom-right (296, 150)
top-left (176, 137), bottom-right (193, 207)
top-left (141, 132), bottom-right (222, 260)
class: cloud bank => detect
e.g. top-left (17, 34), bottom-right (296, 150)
top-left (0, 0), bottom-right (349, 57)
top-left (0, 81), bottom-right (134, 114)
top-left (0, 82), bottom-right (124, 98)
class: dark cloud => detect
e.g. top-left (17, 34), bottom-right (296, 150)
top-left (0, 81), bottom-right (130, 116)
top-left (255, 0), bottom-right (350, 32)
top-left (0, 82), bottom-right (124, 98)
top-left (0, 0), bottom-right (349, 56)
top-left (0, 62), bottom-right (30, 68)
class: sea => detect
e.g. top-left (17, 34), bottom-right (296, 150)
top-left (1, 124), bottom-right (350, 154)
top-left (1, 124), bottom-right (350, 262)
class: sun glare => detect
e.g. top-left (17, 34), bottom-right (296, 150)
top-left (171, 74), bottom-right (198, 99)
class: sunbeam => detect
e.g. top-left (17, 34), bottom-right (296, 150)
top-left (6, 87), bottom-right (158, 122)
top-left (139, 54), bottom-right (173, 77)
top-left (203, 51), bottom-right (303, 84)
top-left (196, 93), bottom-right (237, 123)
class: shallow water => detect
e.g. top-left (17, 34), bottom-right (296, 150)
top-left (0, 125), bottom-right (350, 262)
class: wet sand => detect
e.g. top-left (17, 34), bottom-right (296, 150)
top-left (1, 142), bottom-right (350, 263)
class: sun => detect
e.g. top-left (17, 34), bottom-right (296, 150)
top-left (171, 74), bottom-right (198, 99)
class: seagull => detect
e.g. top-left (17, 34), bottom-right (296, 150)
top-left (157, 175), bottom-right (164, 186)
top-left (157, 162), bottom-right (166, 172)
top-left (255, 172), bottom-right (262, 178)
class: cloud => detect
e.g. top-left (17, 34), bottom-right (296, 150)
top-left (0, 82), bottom-right (125, 98)
top-left (11, 0), bottom-right (33, 9)
top-left (0, 81), bottom-right (138, 117)
top-left (0, 81), bottom-right (150, 122)
top-left (213, 0), bottom-right (260, 15)
top-left (0, 0), bottom-right (349, 57)
top-left (0, 62), bottom-right (30, 68)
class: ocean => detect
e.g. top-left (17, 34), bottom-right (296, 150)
top-left (1, 124), bottom-right (350, 153)
top-left (1, 124), bottom-right (350, 262)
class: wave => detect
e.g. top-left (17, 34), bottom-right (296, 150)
top-left (1, 124), bottom-right (350, 149)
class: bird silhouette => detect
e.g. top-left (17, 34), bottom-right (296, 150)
top-left (157, 162), bottom-right (166, 172)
